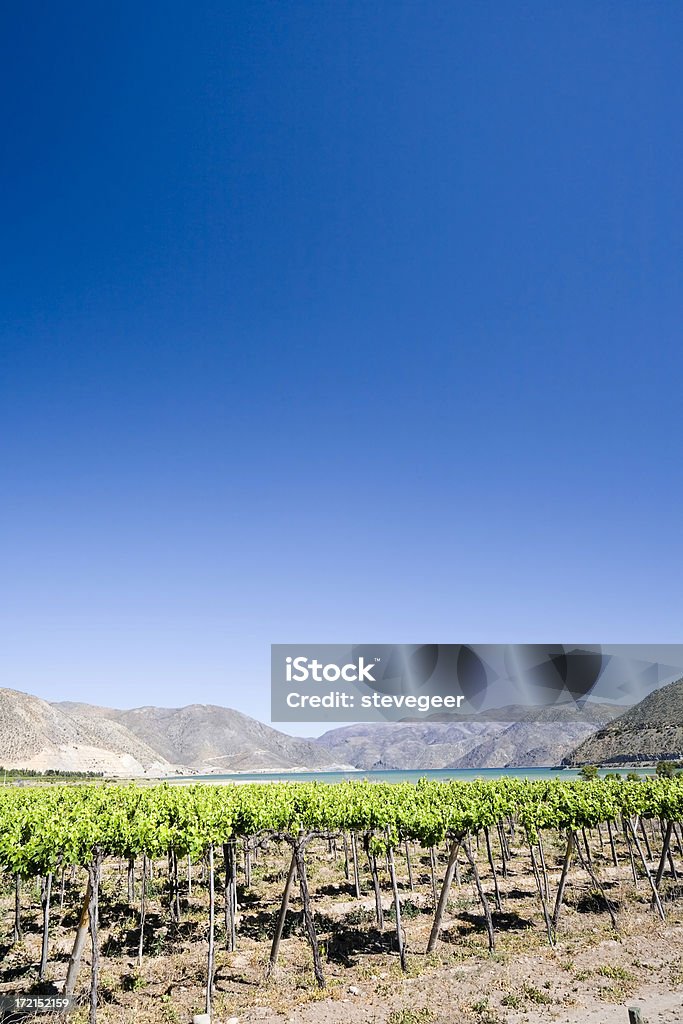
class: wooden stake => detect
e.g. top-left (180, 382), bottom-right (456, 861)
top-left (529, 843), bottom-right (554, 947)
top-left (13, 873), bottom-right (22, 943)
top-left (87, 851), bottom-right (103, 1024)
top-left (573, 831), bottom-right (618, 930)
top-left (351, 832), bottom-right (361, 898)
top-left (64, 878), bottom-right (93, 996)
top-left (552, 831), bottom-right (573, 930)
top-left (39, 872), bottom-right (53, 981)
top-left (463, 837), bottom-right (495, 952)
top-left (387, 836), bottom-right (407, 972)
top-left (265, 848), bottom-right (296, 979)
top-left (426, 840), bottom-right (460, 952)
top-left (404, 841), bottom-right (414, 892)
top-left (484, 827), bottom-right (502, 912)
top-left (223, 839), bottom-right (237, 952)
top-left (623, 819), bottom-right (639, 887)
top-left (607, 819), bottom-right (619, 867)
top-left (364, 834), bottom-right (384, 930)
top-left (626, 819), bottom-right (665, 922)
top-left (429, 847), bottom-right (438, 908)
top-left (137, 855), bottom-right (147, 966)
top-left (295, 839), bottom-right (325, 988)
top-left (205, 844), bottom-right (215, 1016)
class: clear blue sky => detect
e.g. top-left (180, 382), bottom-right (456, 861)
top-left (2, 2), bottom-right (682, 736)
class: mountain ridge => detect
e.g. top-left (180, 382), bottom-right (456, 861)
top-left (566, 677), bottom-right (683, 765)
top-left (317, 702), bottom-right (625, 770)
top-left (54, 699), bottom-right (350, 772)
top-left (5, 683), bottom-right (675, 776)
top-left (0, 689), bottom-right (350, 776)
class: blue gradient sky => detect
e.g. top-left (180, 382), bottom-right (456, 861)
top-left (2, 2), bottom-right (683, 736)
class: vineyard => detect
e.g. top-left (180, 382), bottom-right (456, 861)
top-left (1, 777), bottom-right (682, 1024)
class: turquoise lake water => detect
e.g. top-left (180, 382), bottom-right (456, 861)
top-left (172, 766), bottom-right (654, 784)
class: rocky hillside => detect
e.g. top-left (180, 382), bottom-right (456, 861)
top-left (317, 720), bottom-right (506, 770)
top-left (56, 700), bottom-right (348, 772)
top-left (0, 688), bottom-right (169, 776)
top-left (0, 685), bottom-right (634, 776)
top-left (567, 677), bottom-right (683, 765)
top-left (318, 702), bottom-right (624, 770)
top-left (0, 688), bottom-right (350, 776)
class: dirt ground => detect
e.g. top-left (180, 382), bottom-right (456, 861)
top-left (1, 830), bottom-right (682, 1024)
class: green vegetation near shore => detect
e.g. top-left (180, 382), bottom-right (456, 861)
top-left (0, 766), bottom-right (104, 780)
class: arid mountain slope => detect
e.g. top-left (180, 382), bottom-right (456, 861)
top-left (55, 700), bottom-right (345, 771)
top-left (567, 678), bottom-right (683, 765)
top-left (318, 702), bottom-right (624, 769)
top-left (1, 688), bottom-right (350, 775)
top-left (316, 720), bottom-right (507, 770)
top-left (0, 688), bottom-right (169, 775)
top-left (1, 684), bottom-right (638, 776)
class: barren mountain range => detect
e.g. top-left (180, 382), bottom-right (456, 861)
top-left (565, 676), bottom-right (683, 766)
top-left (0, 689), bottom-right (347, 775)
top-left (1, 682), bottom-right (681, 776)
top-left (3, 684), bottom-right (671, 778)
top-left (316, 702), bottom-right (625, 770)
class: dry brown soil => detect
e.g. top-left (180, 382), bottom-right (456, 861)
top-left (1, 830), bottom-right (682, 1024)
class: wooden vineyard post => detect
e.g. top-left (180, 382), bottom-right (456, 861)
top-left (674, 824), bottom-right (683, 861)
top-left (205, 844), bottom-right (216, 1017)
top-left (607, 819), bottom-right (619, 867)
top-left (552, 831), bottom-right (574, 931)
top-left (623, 819), bottom-right (639, 887)
top-left (13, 873), bottom-right (23, 944)
top-left (265, 848), bottom-right (297, 979)
top-left (173, 849), bottom-right (181, 923)
top-left (463, 837), bottom-right (496, 952)
top-left (429, 847), bottom-right (438, 907)
top-left (496, 821), bottom-right (509, 876)
top-left (127, 857), bottom-right (135, 903)
top-left (363, 834), bottom-right (384, 930)
top-left (426, 840), bottom-right (460, 952)
top-left (39, 871), bottom-right (53, 981)
top-left (64, 878), bottom-right (93, 996)
top-left (580, 827), bottom-right (593, 868)
top-left (137, 855), bottom-right (147, 966)
top-left (351, 832), bottom-right (361, 898)
top-left (484, 827), bottom-right (502, 912)
top-left (387, 832), bottom-right (407, 972)
top-left (625, 819), bottom-right (665, 922)
top-left (243, 838), bottom-right (252, 888)
top-left (654, 821), bottom-right (673, 896)
top-left (528, 842), bottom-right (554, 947)
top-left (573, 831), bottom-right (618, 930)
top-left (87, 850), bottom-right (103, 1024)
top-left (639, 818), bottom-right (653, 860)
top-left (223, 839), bottom-right (237, 952)
top-left (537, 834), bottom-right (550, 900)
top-left (294, 837), bottom-right (325, 989)
top-left (404, 841), bottom-right (414, 892)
